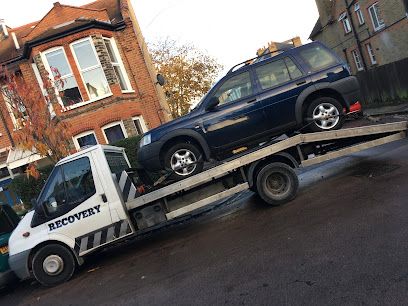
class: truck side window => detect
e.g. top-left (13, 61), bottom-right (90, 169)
top-left (38, 167), bottom-right (65, 216)
top-left (62, 157), bottom-right (96, 206)
top-left (38, 157), bottom-right (96, 217)
top-left (214, 72), bottom-right (253, 105)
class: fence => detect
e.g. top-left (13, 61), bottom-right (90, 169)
top-left (356, 58), bottom-right (408, 107)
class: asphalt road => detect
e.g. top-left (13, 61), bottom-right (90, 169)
top-left (1, 120), bottom-right (408, 305)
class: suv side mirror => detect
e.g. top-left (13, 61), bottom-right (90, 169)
top-left (205, 97), bottom-right (220, 111)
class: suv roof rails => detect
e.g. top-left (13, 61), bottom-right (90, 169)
top-left (227, 46), bottom-right (295, 74)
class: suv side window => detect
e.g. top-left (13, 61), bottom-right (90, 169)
top-left (255, 58), bottom-right (302, 90)
top-left (214, 71), bottom-right (253, 105)
top-left (299, 45), bottom-right (339, 72)
top-left (38, 157), bottom-right (96, 216)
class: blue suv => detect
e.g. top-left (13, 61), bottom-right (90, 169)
top-left (138, 42), bottom-right (362, 180)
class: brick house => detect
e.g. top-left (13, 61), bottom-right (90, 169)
top-left (0, 0), bottom-right (171, 206)
top-left (309, 0), bottom-right (408, 74)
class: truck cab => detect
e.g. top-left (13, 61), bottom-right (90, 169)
top-left (8, 145), bottom-right (135, 287)
top-left (0, 204), bottom-right (20, 287)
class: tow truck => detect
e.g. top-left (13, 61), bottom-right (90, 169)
top-left (8, 121), bottom-right (408, 286)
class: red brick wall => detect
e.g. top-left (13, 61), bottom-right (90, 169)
top-left (0, 0), bottom-right (166, 153)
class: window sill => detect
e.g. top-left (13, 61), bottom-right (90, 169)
top-left (121, 90), bottom-right (135, 94)
top-left (62, 93), bottom-right (114, 111)
top-left (373, 25), bottom-right (386, 32)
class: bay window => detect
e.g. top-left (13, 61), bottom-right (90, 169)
top-left (103, 37), bottom-right (132, 92)
top-left (71, 38), bottom-right (111, 100)
top-left (43, 47), bottom-right (83, 107)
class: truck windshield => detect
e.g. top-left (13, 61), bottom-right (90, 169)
top-left (104, 151), bottom-right (129, 174)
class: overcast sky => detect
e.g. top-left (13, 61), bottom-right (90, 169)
top-left (1, 0), bottom-right (319, 74)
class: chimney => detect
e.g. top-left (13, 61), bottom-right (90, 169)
top-left (11, 32), bottom-right (20, 50)
top-left (0, 19), bottom-right (9, 38)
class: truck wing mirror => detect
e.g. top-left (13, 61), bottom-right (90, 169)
top-left (205, 97), bottom-right (220, 111)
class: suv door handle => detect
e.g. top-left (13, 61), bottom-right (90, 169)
top-left (101, 194), bottom-right (108, 203)
top-left (296, 80), bottom-right (307, 86)
top-left (247, 98), bottom-right (257, 104)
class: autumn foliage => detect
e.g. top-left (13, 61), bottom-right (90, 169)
top-left (149, 38), bottom-right (223, 118)
top-left (0, 68), bottom-right (72, 168)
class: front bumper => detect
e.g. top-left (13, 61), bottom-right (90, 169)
top-left (8, 250), bottom-right (31, 280)
top-left (137, 141), bottom-right (163, 171)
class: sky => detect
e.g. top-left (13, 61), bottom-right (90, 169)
top-left (1, 0), bottom-right (319, 74)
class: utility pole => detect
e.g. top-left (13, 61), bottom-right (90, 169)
top-left (344, 0), bottom-right (368, 70)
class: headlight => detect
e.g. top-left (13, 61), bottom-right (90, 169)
top-left (140, 134), bottom-right (151, 148)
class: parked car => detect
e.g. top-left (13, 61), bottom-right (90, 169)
top-left (138, 42), bottom-right (362, 180)
top-left (0, 204), bottom-right (20, 288)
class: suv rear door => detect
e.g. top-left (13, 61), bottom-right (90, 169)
top-left (200, 70), bottom-right (268, 150)
top-left (254, 56), bottom-right (310, 133)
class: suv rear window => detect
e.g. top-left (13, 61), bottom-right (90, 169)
top-left (299, 45), bottom-right (339, 71)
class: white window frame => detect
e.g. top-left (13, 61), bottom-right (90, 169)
top-left (103, 37), bottom-right (133, 93)
top-left (1, 85), bottom-right (28, 130)
top-left (132, 115), bottom-right (148, 135)
top-left (351, 50), bottom-right (364, 71)
top-left (102, 121), bottom-right (128, 144)
top-left (368, 3), bottom-right (385, 31)
top-left (32, 62), bottom-right (56, 118)
top-left (366, 43), bottom-right (377, 65)
top-left (70, 37), bottom-right (112, 104)
top-left (354, 3), bottom-right (365, 25)
top-left (339, 12), bottom-right (352, 34)
top-left (73, 130), bottom-right (98, 150)
top-left (41, 46), bottom-right (84, 110)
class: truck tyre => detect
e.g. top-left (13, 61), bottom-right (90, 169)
top-left (163, 142), bottom-right (204, 180)
top-left (256, 162), bottom-right (299, 206)
top-left (32, 244), bottom-right (76, 287)
top-left (306, 97), bottom-right (345, 132)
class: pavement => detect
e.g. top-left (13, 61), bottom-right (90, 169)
top-left (1, 117), bottom-right (408, 305)
top-left (363, 103), bottom-right (408, 117)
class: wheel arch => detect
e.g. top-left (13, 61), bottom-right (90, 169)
top-left (159, 129), bottom-right (211, 162)
top-left (295, 85), bottom-right (347, 124)
top-left (28, 240), bottom-right (82, 275)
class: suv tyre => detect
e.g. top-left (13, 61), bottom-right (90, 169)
top-left (306, 97), bottom-right (345, 132)
top-left (163, 142), bottom-right (204, 180)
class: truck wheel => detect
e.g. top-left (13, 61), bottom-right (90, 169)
top-left (306, 97), bottom-right (345, 132)
top-left (256, 162), bottom-right (299, 206)
top-left (163, 142), bottom-right (204, 180)
top-left (32, 244), bottom-right (76, 287)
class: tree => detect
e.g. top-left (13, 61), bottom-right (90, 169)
top-left (149, 38), bottom-right (223, 118)
top-left (0, 68), bottom-right (72, 174)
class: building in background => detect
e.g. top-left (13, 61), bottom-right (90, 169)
top-left (256, 37), bottom-right (302, 60)
top-left (310, 0), bottom-right (408, 74)
top-left (0, 0), bottom-right (171, 206)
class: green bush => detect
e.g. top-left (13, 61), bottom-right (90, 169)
top-left (9, 165), bottom-right (54, 209)
top-left (113, 135), bottom-right (142, 167)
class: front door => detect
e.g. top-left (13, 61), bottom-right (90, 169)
top-left (36, 155), bottom-right (114, 254)
top-left (200, 70), bottom-right (267, 150)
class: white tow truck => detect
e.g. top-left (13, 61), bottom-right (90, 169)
top-left (8, 121), bottom-right (408, 286)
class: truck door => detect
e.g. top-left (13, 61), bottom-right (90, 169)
top-left (34, 155), bottom-right (115, 255)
